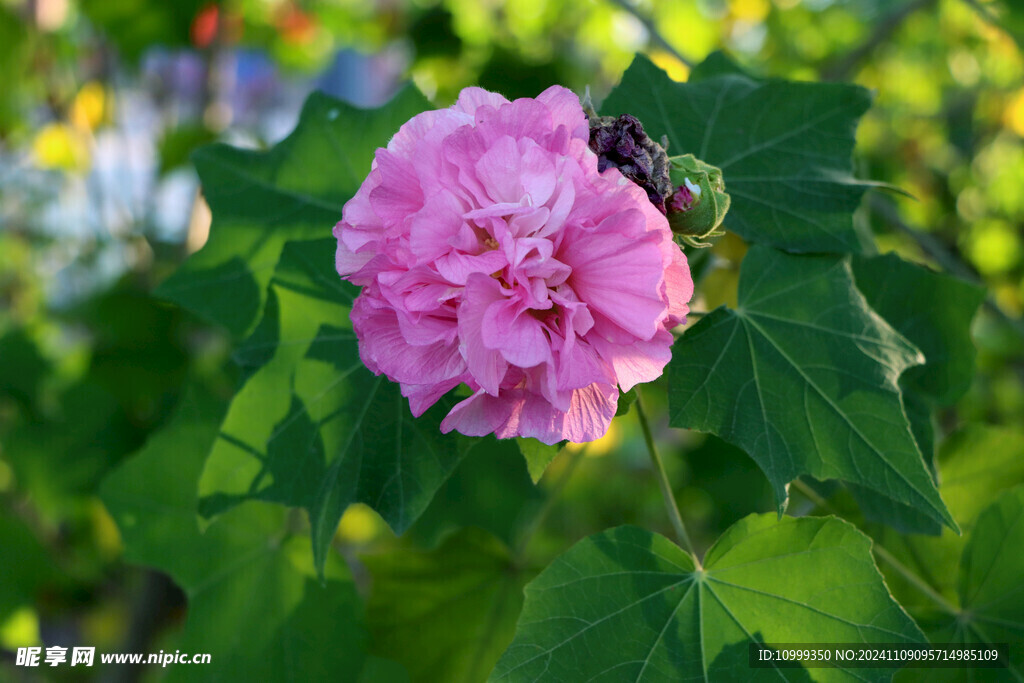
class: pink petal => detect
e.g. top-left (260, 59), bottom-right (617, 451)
top-left (663, 247), bottom-right (693, 327)
top-left (351, 294), bottom-right (465, 388)
top-left (536, 85), bottom-right (590, 142)
top-left (562, 211), bottom-right (667, 340)
top-left (434, 250), bottom-right (507, 285)
top-left (369, 149), bottom-right (423, 223)
top-left (519, 139), bottom-right (557, 207)
top-left (408, 190), bottom-right (464, 263)
top-left (475, 135), bottom-right (523, 204)
top-left (334, 221), bottom-right (373, 277)
top-left (440, 390), bottom-right (513, 438)
top-left (589, 329), bottom-right (673, 392)
top-left (481, 297), bottom-right (551, 368)
top-left (454, 87), bottom-right (510, 116)
top-left (457, 274), bottom-right (510, 395)
top-left (559, 383), bottom-right (618, 443)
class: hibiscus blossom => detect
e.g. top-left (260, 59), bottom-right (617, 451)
top-left (334, 86), bottom-right (693, 444)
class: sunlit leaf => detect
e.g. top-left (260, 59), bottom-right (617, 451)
top-left (873, 425), bottom-right (1024, 619)
top-left (516, 438), bottom-right (563, 483)
top-left (668, 246), bottom-right (954, 530)
top-left (601, 54), bottom-right (872, 253)
top-left (492, 516), bottom-right (924, 681)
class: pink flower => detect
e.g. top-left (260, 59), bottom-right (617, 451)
top-left (334, 86), bottom-right (693, 444)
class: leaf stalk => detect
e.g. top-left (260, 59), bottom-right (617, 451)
top-left (635, 389), bottom-right (700, 567)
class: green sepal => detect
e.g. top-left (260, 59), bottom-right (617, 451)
top-left (667, 154), bottom-right (731, 247)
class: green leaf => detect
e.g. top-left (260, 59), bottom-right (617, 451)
top-left (851, 253), bottom-right (985, 407)
top-left (615, 387), bottom-right (637, 416)
top-left (940, 425), bottom-right (1024, 526)
top-left (491, 516), bottom-right (924, 682)
top-left (952, 486), bottom-right (1024, 671)
top-left (516, 438), bottom-right (564, 483)
top-left (0, 510), bottom-right (62, 624)
top-left (688, 50), bottom-right (753, 81)
top-left (156, 86), bottom-right (430, 337)
top-left (197, 239), bottom-right (473, 575)
top-left (903, 486), bottom-right (1024, 680)
top-left (365, 528), bottom-right (530, 683)
top-left (601, 54), bottom-right (872, 253)
top-left (668, 246), bottom-right (954, 530)
top-left (844, 254), bottom-right (984, 535)
top-left (866, 426), bottom-right (1024, 623)
top-left (409, 438), bottom-right (542, 549)
top-left (100, 388), bottom-right (372, 681)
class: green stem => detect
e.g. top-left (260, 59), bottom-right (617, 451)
top-left (790, 479), bottom-right (960, 616)
top-left (635, 389), bottom-right (699, 566)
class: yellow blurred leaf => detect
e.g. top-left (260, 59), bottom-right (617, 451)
top-left (90, 499), bottom-right (123, 560)
top-left (649, 49), bottom-right (690, 82)
top-left (1004, 88), bottom-right (1024, 136)
top-left (969, 219), bottom-right (1022, 276)
top-left (32, 123), bottom-right (90, 172)
top-left (565, 418), bottom-right (623, 458)
top-left (337, 503), bottom-right (387, 545)
top-left (729, 0), bottom-right (769, 22)
top-left (70, 81), bottom-right (107, 131)
top-left (0, 607), bottom-right (40, 649)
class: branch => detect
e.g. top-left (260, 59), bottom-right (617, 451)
top-left (605, 0), bottom-right (694, 68)
top-left (820, 0), bottom-right (937, 81)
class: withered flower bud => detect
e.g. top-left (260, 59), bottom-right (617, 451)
top-left (588, 113), bottom-right (673, 214)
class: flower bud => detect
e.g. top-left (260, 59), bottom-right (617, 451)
top-left (666, 154), bottom-right (731, 247)
top-left (587, 113), bottom-right (674, 214)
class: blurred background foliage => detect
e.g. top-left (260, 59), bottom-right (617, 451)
top-left (1, 0), bottom-right (1023, 679)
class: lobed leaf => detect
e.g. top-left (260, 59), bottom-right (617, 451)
top-left (668, 246), bottom-right (954, 530)
top-left (491, 516), bottom-right (924, 681)
top-left (196, 239), bottom-right (474, 576)
top-left (601, 54), bottom-right (873, 253)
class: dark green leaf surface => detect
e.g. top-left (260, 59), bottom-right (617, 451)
top-left (100, 389), bottom-right (371, 682)
top-left (410, 438), bottom-right (541, 549)
top-left (156, 86), bottom-right (430, 337)
top-left (197, 239), bottom-right (472, 575)
top-left (601, 54), bottom-right (872, 253)
top-left (491, 516), bottom-right (924, 682)
top-left (0, 510), bottom-right (61, 624)
top-left (846, 254), bottom-right (983, 535)
top-left (365, 528), bottom-right (529, 683)
top-left (668, 246), bottom-right (954, 530)
top-left (851, 253), bottom-right (985, 407)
